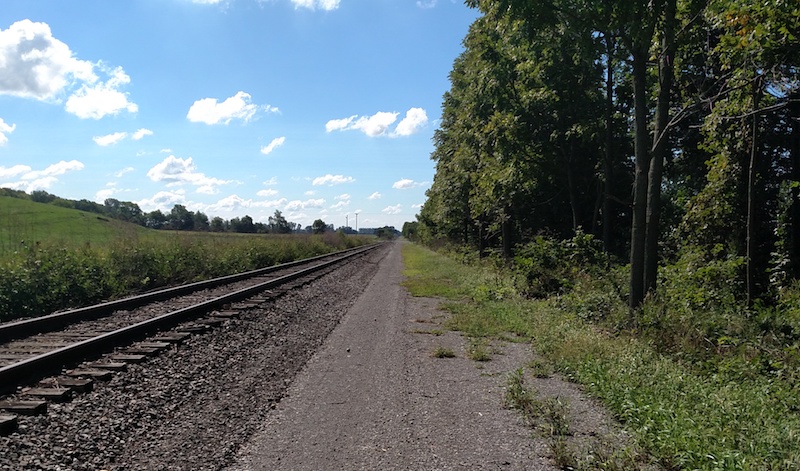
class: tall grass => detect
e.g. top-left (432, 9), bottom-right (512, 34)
top-left (0, 233), bottom-right (367, 322)
top-left (402, 242), bottom-right (800, 470)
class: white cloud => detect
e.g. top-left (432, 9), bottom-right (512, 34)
top-left (392, 178), bottom-right (415, 189)
top-left (94, 128), bottom-right (152, 146)
top-left (257, 188), bottom-right (279, 197)
top-left (412, 203), bottom-right (423, 209)
top-left (0, 20), bottom-right (95, 100)
top-left (368, 191), bottom-right (382, 200)
top-left (95, 187), bottom-right (116, 201)
top-left (24, 160), bottom-right (84, 180)
top-left (382, 204), bottom-right (403, 215)
top-left (325, 115), bottom-right (356, 133)
top-left (0, 20), bottom-right (136, 119)
top-left (114, 167), bottom-right (135, 178)
top-left (392, 178), bottom-right (428, 189)
top-left (187, 91), bottom-right (274, 125)
top-left (393, 107), bottom-right (428, 136)
top-left (285, 198), bottom-right (326, 211)
top-left (312, 174), bottom-right (355, 186)
top-left (304, 190), bottom-right (316, 196)
top-left (263, 176), bottom-right (279, 186)
top-left (330, 200), bottom-right (349, 210)
top-left (291, 0), bottom-right (340, 11)
top-left (0, 160), bottom-right (84, 192)
top-left (147, 155), bottom-right (233, 194)
top-left (326, 108), bottom-right (427, 137)
top-left (132, 128), bottom-right (153, 140)
top-left (355, 112), bottom-right (401, 136)
top-left (261, 136), bottom-right (286, 155)
top-left (137, 190), bottom-right (187, 212)
top-left (335, 193), bottom-right (351, 200)
top-left (0, 118), bottom-right (16, 145)
top-left (65, 66), bottom-right (138, 119)
top-left (202, 194), bottom-right (288, 216)
top-left (417, 0), bottom-right (437, 8)
top-left (93, 131), bottom-right (128, 146)
top-left (0, 164), bottom-right (30, 179)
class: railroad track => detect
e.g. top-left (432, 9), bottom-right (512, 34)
top-left (0, 243), bottom-right (381, 434)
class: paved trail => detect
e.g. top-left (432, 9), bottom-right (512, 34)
top-left (224, 241), bottom-right (558, 470)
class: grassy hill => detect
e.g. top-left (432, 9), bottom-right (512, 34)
top-left (0, 195), bottom-right (148, 255)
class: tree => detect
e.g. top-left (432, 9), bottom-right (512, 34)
top-left (145, 210), bottom-right (168, 229)
top-left (210, 216), bottom-right (226, 232)
top-left (269, 210), bottom-right (292, 234)
top-left (193, 211), bottom-right (210, 231)
top-left (168, 204), bottom-right (194, 231)
top-left (311, 219), bottom-right (327, 234)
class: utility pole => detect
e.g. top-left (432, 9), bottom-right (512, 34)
top-left (355, 213), bottom-right (358, 232)
top-left (346, 214), bottom-right (349, 229)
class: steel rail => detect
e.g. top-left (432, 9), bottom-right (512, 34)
top-left (0, 243), bottom-right (380, 390)
top-left (0, 244), bottom-right (375, 344)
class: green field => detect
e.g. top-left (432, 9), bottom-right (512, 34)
top-left (0, 195), bottom-right (370, 322)
top-left (0, 196), bottom-right (149, 255)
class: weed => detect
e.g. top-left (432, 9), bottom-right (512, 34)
top-left (432, 346), bottom-right (456, 358)
top-left (527, 358), bottom-right (553, 378)
top-left (467, 337), bottom-right (492, 361)
top-left (541, 397), bottom-right (571, 437)
top-left (551, 438), bottom-right (578, 470)
top-left (410, 329), bottom-right (444, 336)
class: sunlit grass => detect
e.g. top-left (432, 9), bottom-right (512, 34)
top-left (401, 241), bottom-right (800, 470)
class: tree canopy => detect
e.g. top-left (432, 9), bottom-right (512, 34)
top-left (419, 0), bottom-right (800, 308)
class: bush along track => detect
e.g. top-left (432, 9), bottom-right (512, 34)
top-left (0, 233), bottom-right (367, 323)
top-left (401, 240), bottom-right (800, 470)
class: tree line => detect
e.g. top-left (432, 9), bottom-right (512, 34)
top-left (1, 188), bottom-right (307, 234)
top-left (418, 0), bottom-right (799, 308)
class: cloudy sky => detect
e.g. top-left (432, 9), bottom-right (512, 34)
top-left (0, 0), bottom-right (479, 229)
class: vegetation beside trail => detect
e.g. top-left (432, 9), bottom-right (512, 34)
top-left (0, 198), bottom-right (370, 322)
top-left (402, 241), bottom-right (800, 470)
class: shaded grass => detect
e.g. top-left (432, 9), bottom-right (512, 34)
top-left (402, 241), bottom-right (800, 470)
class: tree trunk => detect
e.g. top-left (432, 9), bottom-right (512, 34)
top-left (747, 76), bottom-right (763, 306)
top-left (566, 144), bottom-right (582, 233)
top-left (789, 92), bottom-right (800, 279)
top-left (603, 34), bottom-right (616, 252)
top-left (502, 210), bottom-right (513, 258)
top-left (629, 47), bottom-right (650, 310)
top-left (644, 0), bottom-right (677, 294)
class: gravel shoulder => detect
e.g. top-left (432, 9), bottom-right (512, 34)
top-left (225, 241), bottom-right (557, 470)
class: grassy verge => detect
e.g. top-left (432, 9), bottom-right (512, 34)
top-left (401, 242), bottom-right (800, 470)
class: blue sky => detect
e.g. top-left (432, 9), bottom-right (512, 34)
top-left (0, 0), bottom-right (479, 229)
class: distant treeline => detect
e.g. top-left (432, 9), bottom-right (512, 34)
top-left (0, 188), bottom-right (301, 234)
top-left (0, 188), bottom-right (402, 237)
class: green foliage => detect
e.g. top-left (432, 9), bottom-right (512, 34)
top-left (404, 241), bottom-right (800, 468)
top-left (513, 231), bottom-right (605, 298)
top-left (432, 346), bottom-right (456, 358)
top-left (649, 248), bottom-right (746, 347)
top-left (0, 234), bottom-right (367, 322)
top-left (311, 219), bottom-right (327, 234)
